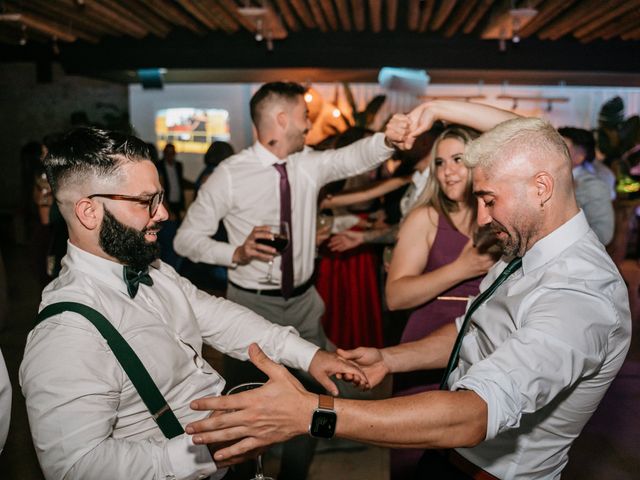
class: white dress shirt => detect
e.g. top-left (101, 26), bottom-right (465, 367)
top-left (449, 211), bottom-right (631, 479)
top-left (20, 243), bottom-right (318, 480)
top-left (0, 348), bottom-right (10, 455)
top-left (399, 167), bottom-right (430, 217)
top-left (174, 134), bottom-right (393, 290)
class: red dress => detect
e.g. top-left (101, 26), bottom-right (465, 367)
top-left (315, 228), bottom-right (384, 350)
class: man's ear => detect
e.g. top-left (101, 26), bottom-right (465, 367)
top-left (74, 198), bottom-right (101, 230)
top-left (276, 110), bottom-right (288, 130)
top-left (535, 171), bottom-right (554, 206)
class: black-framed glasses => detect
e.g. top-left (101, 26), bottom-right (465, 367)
top-left (88, 191), bottom-right (164, 217)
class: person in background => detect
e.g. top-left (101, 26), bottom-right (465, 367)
top-left (559, 127), bottom-right (615, 245)
top-left (157, 143), bottom-right (185, 220)
top-left (174, 81), bottom-right (407, 479)
top-left (181, 141), bottom-right (236, 293)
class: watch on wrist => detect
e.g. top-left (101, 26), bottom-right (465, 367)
top-left (308, 394), bottom-right (337, 439)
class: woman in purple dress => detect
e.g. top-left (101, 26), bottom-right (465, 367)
top-left (385, 126), bottom-right (499, 479)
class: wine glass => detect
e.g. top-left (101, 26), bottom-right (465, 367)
top-left (316, 211), bottom-right (334, 233)
top-left (226, 382), bottom-right (273, 480)
top-left (256, 221), bottom-right (290, 285)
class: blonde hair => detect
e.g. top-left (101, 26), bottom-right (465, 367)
top-left (414, 126), bottom-right (479, 226)
top-left (464, 117), bottom-right (570, 173)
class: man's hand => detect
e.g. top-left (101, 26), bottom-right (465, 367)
top-left (187, 344), bottom-right (316, 462)
top-left (328, 230), bottom-right (365, 252)
top-left (232, 226), bottom-right (277, 265)
top-left (403, 102), bottom-right (440, 149)
top-left (384, 113), bottom-right (412, 149)
top-left (336, 347), bottom-right (390, 389)
top-left (308, 349), bottom-right (370, 395)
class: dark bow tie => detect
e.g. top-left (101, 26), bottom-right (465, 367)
top-left (123, 266), bottom-right (154, 298)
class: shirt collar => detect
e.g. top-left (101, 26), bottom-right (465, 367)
top-left (64, 242), bottom-right (159, 297)
top-left (521, 210), bottom-right (590, 274)
top-left (254, 140), bottom-right (286, 167)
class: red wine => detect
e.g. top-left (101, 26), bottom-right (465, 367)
top-left (256, 235), bottom-right (289, 253)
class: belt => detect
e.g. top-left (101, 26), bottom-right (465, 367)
top-left (229, 277), bottom-right (314, 298)
top-left (446, 450), bottom-right (499, 480)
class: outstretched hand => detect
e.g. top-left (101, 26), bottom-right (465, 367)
top-left (308, 349), bottom-right (370, 395)
top-left (336, 347), bottom-right (390, 389)
top-left (187, 344), bottom-right (316, 463)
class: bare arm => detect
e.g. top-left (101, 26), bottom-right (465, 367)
top-left (386, 207), bottom-right (494, 310)
top-left (186, 343), bottom-right (487, 459)
top-left (397, 100), bottom-right (521, 149)
top-left (321, 177), bottom-right (411, 210)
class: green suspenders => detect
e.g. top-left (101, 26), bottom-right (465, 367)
top-left (35, 301), bottom-right (184, 439)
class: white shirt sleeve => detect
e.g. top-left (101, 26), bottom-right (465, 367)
top-left (170, 265), bottom-right (319, 372)
top-left (452, 286), bottom-right (621, 440)
top-left (20, 317), bottom-right (220, 480)
top-left (307, 133), bottom-right (394, 186)
top-left (0, 348), bottom-right (11, 455)
top-left (174, 165), bottom-right (237, 266)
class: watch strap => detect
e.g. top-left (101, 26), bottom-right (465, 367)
top-left (318, 394), bottom-right (334, 410)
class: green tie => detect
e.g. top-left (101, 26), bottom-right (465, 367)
top-left (123, 266), bottom-right (154, 298)
top-left (439, 256), bottom-right (523, 390)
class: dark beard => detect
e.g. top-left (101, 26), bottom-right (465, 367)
top-left (99, 208), bottom-right (161, 271)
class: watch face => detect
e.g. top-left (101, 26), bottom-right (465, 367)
top-left (310, 409), bottom-right (337, 439)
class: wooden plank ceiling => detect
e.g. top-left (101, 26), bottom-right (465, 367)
top-left (1, 0), bottom-right (639, 48)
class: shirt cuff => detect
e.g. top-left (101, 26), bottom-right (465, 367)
top-left (282, 333), bottom-right (320, 372)
top-left (166, 433), bottom-right (224, 480)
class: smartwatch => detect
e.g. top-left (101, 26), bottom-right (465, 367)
top-left (308, 394), bottom-right (337, 439)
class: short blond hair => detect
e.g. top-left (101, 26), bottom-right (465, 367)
top-left (464, 117), bottom-right (570, 173)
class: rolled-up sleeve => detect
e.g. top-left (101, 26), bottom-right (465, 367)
top-left (451, 286), bottom-right (616, 440)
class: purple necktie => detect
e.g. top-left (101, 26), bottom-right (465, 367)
top-left (273, 163), bottom-right (294, 299)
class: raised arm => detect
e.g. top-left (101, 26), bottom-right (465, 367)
top-left (321, 176), bottom-right (410, 210)
top-left (398, 100), bottom-right (520, 149)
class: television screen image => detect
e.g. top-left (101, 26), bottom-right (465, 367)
top-left (156, 108), bottom-right (230, 154)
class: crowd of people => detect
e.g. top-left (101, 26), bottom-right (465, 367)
top-left (0, 81), bottom-right (635, 480)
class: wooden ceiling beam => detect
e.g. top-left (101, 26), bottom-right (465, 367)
top-left (97, 0), bottom-right (162, 37)
top-left (119, 0), bottom-right (174, 37)
top-left (538, 0), bottom-right (606, 40)
top-left (351, 0), bottom-right (366, 32)
top-left (7, 0), bottom-right (103, 42)
top-left (407, 0), bottom-right (420, 31)
top-left (198, 0), bottom-right (240, 33)
top-left (218, 0), bottom-right (259, 33)
top-left (142, 0), bottom-right (207, 34)
top-left (462, 0), bottom-right (494, 34)
top-left (0, 10), bottom-right (77, 42)
top-left (579, 7), bottom-right (640, 42)
top-left (622, 25), bottom-right (640, 40)
top-left (386, 0), bottom-right (398, 31)
top-left (83, 0), bottom-right (151, 37)
top-left (574, 0), bottom-right (640, 39)
top-left (308, 0), bottom-right (329, 32)
top-left (417, 0), bottom-right (436, 33)
top-left (443, 0), bottom-right (477, 37)
top-left (272, 0), bottom-right (300, 31)
top-left (517, 0), bottom-right (578, 39)
top-left (289, 0), bottom-right (317, 29)
top-left (334, 0), bottom-right (352, 31)
top-left (174, 0), bottom-right (220, 30)
top-left (319, 0), bottom-right (339, 30)
top-left (369, 0), bottom-right (382, 33)
top-left (430, 0), bottom-right (457, 32)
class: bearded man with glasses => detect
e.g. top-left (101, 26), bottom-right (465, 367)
top-left (19, 127), bottom-right (368, 480)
